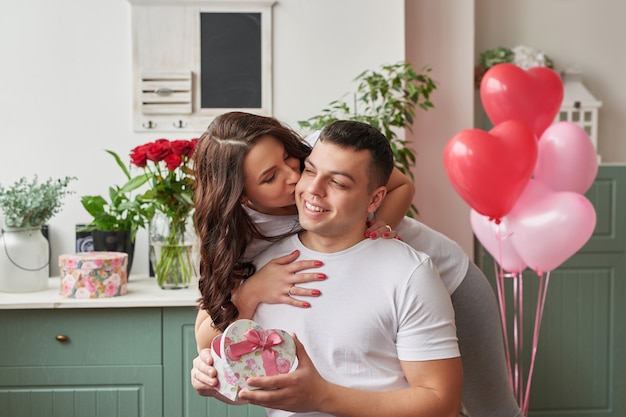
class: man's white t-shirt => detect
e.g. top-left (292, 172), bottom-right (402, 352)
top-left (252, 234), bottom-right (460, 417)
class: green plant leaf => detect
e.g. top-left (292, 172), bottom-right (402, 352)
top-left (105, 149), bottom-right (131, 180)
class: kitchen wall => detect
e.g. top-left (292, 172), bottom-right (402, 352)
top-left (1, 0), bottom-right (622, 275)
top-left (0, 0), bottom-right (407, 274)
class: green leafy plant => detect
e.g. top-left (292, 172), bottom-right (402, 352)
top-left (478, 46), bottom-right (516, 69)
top-left (0, 176), bottom-right (76, 228)
top-left (298, 61), bottom-right (437, 216)
top-left (80, 150), bottom-right (152, 242)
top-left (475, 45), bottom-right (554, 88)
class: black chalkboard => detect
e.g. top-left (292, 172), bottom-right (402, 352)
top-left (200, 12), bottom-right (262, 109)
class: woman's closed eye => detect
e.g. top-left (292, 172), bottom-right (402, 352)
top-left (262, 172), bottom-right (277, 184)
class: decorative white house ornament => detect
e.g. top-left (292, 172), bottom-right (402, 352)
top-left (556, 69), bottom-right (602, 159)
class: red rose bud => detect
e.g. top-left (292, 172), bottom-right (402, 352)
top-left (130, 144), bottom-right (149, 167)
top-left (164, 153), bottom-right (183, 171)
top-left (171, 139), bottom-right (194, 158)
top-left (146, 140), bottom-right (172, 162)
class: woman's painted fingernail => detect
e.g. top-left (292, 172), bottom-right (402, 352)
top-left (383, 232), bottom-right (389, 238)
top-left (291, 249), bottom-right (299, 255)
top-left (311, 290), bottom-right (321, 296)
top-left (314, 261), bottom-right (323, 266)
top-left (317, 273), bottom-right (327, 280)
top-left (370, 232), bottom-right (377, 239)
top-left (365, 230), bottom-right (371, 237)
top-left (303, 302), bottom-right (311, 308)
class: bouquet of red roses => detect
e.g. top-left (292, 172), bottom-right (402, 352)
top-left (130, 138), bottom-right (198, 288)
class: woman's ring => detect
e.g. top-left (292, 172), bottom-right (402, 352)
top-left (288, 284), bottom-right (295, 296)
top-left (385, 225), bottom-right (392, 233)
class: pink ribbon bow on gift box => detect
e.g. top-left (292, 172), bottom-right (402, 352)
top-left (227, 328), bottom-right (283, 376)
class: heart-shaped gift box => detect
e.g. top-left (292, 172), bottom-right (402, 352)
top-left (211, 319), bottom-right (297, 401)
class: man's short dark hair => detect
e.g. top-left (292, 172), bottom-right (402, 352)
top-left (319, 120), bottom-right (394, 189)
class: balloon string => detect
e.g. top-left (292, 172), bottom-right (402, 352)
top-left (493, 224), bottom-right (514, 392)
top-left (513, 273), bottom-right (524, 403)
top-left (493, 223), bottom-right (551, 415)
top-left (494, 261), bottom-right (514, 392)
top-left (521, 271), bottom-right (551, 415)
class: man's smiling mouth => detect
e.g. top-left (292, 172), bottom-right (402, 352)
top-left (305, 201), bottom-right (328, 213)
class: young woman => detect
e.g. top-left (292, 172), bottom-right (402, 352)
top-left (192, 112), bottom-right (523, 417)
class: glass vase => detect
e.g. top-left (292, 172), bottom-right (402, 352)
top-left (149, 211), bottom-right (196, 289)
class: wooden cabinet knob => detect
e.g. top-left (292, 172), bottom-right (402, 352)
top-left (55, 334), bottom-right (69, 342)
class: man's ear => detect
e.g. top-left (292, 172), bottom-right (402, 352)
top-left (367, 186), bottom-right (387, 214)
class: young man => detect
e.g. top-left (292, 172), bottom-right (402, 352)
top-left (216, 120), bottom-right (462, 417)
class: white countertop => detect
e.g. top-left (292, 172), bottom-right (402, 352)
top-left (0, 275), bottom-right (201, 309)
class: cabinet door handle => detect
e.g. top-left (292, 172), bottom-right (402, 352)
top-left (55, 334), bottom-right (69, 343)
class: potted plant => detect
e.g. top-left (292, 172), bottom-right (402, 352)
top-left (80, 150), bottom-right (152, 274)
top-left (0, 175), bottom-right (75, 292)
top-left (298, 61), bottom-right (437, 216)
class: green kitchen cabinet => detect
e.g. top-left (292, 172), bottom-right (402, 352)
top-left (0, 308), bottom-right (163, 417)
top-left (0, 306), bottom-right (267, 417)
top-left (476, 164), bottom-right (626, 417)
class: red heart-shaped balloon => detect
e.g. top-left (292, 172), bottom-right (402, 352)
top-left (481, 63), bottom-right (563, 138)
top-left (444, 120), bottom-right (538, 220)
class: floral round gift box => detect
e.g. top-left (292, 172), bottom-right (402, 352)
top-left (58, 251), bottom-right (128, 298)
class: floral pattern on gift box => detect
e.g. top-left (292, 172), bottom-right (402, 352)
top-left (58, 252), bottom-right (128, 298)
top-left (223, 320), bottom-right (296, 389)
top-left (211, 319), bottom-right (297, 401)
top-left (210, 334), bottom-right (241, 400)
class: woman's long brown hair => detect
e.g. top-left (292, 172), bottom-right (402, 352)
top-left (192, 112), bottom-right (311, 331)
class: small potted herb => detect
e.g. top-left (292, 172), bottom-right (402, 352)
top-left (0, 175), bottom-right (75, 292)
top-left (0, 176), bottom-right (76, 229)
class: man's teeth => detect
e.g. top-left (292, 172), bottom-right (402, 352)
top-left (305, 201), bottom-right (327, 212)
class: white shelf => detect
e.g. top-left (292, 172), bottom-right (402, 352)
top-left (0, 275), bottom-right (201, 309)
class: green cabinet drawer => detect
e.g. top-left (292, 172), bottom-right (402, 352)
top-left (0, 365), bottom-right (162, 417)
top-left (0, 308), bottom-right (162, 366)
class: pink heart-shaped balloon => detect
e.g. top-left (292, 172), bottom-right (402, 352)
top-left (470, 210), bottom-right (527, 273)
top-left (507, 179), bottom-right (597, 273)
top-left (534, 121), bottom-right (599, 194)
top-left (444, 120), bottom-right (538, 220)
top-left (481, 63), bottom-right (563, 138)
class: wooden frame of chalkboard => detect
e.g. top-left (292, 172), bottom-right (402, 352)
top-left (128, 0), bottom-right (275, 132)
